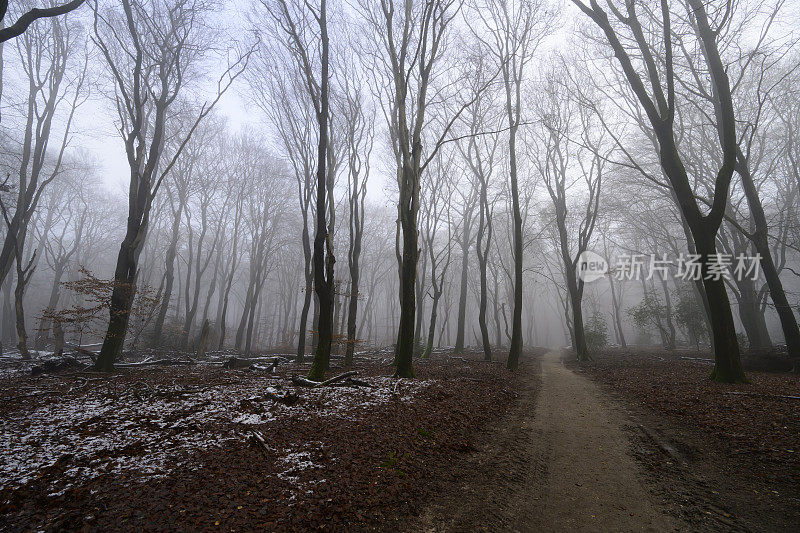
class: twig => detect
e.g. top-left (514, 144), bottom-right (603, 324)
top-left (343, 377), bottom-right (377, 389)
top-left (313, 371), bottom-right (358, 388)
top-left (115, 358), bottom-right (195, 367)
top-left (723, 391), bottom-right (800, 400)
top-left (250, 430), bottom-right (273, 457)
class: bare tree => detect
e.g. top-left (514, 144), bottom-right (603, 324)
top-left (359, 0), bottom-right (479, 377)
top-left (455, 52), bottom-right (501, 360)
top-left (420, 151), bottom-right (454, 359)
top-left (0, 6), bottom-right (87, 357)
top-left (534, 66), bottom-right (607, 361)
top-left (676, 4), bottom-right (800, 360)
top-left (0, 0), bottom-right (85, 43)
top-left (260, 0), bottom-right (334, 379)
top-left (338, 67), bottom-right (373, 366)
top-left (92, 0), bottom-right (251, 370)
top-left (469, 0), bottom-right (555, 370)
top-left (572, 0), bottom-right (747, 382)
top-left (248, 42), bottom-right (317, 363)
top-left (0, 5), bottom-right (86, 291)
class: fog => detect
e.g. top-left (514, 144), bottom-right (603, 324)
top-left (4, 0), bottom-right (800, 530)
top-left (0, 0), bottom-right (798, 375)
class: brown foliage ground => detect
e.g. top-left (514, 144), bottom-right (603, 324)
top-left (0, 352), bottom-right (524, 532)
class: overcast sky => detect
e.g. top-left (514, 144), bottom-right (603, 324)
top-left (61, 0), bottom-right (577, 209)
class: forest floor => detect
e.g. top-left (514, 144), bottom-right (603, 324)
top-left (1, 347), bottom-right (797, 532)
top-left (0, 349), bottom-right (529, 531)
top-left (568, 347), bottom-right (800, 532)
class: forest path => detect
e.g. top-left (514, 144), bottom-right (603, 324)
top-left (411, 351), bottom-right (680, 532)
top-left (526, 350), bottom-right (678, 532)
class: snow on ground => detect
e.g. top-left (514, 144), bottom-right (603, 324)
top-left (0, 369), bottom-right (433, 495)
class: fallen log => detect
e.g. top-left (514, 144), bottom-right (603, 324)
top-left (680, 357), bottom-right (714, 363)
top-left (290, 371), bottom-right (359, 388)
top-left (265, 388), bottom-right (300, 405)
top-left (224, 356), bottom-right (290, 369)
top-left (250, 357), bottom-right (281, 373)
top-left (31, 357), bottom-right (88, 376)
top-left (291, 375), bottom-right (320, 387)
top-left (115, 358), bottom-right (195, 368)
top-left (314, 371), bottom-right (358, 388)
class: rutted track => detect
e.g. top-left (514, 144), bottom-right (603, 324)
top-left (413, 352), bottom-right (679, 532)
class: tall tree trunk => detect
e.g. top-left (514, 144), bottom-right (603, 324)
top-left (200, 249), bottom-right (221, 328)
top-left (306, 1), bottom-right (333, 381)
top-left (96, 230), bottom-right (139, 371)
top-left (476, 191), bottom-right (492, 361)
top-left (454, 231), bottom-right (469, 354)
top-left (492, 272), bottom-right (502, 349)
top-left (694, 231), bottom-right (747, 382)
top-left (14, 248), bottom-right (35, 359)
top-left (735, 280), bottom-right (770, 349)
top-left (660, 276), bottom-right (677, 350)
top-left (395, 199), bottom-right (418, 378)
top-left (414, 255), bottom-right (427, 353)
top-left (152, 194), bottom-right (184, 345)
top-left (332, 279), bottom-right (341, 354)
top-left (235, 277), bottom-right (255, 352)
top-left (506, 92), bottom-right (524, 371)
top-left (2, 275), bottom-right (15, 346)
top-left (608, 272), bottom-right (626, 348)
top-left (736, 154), bottom-right (800, 359)
top-left (422, 286), bottom-right (442, 359)
top-left (566, 270), bottom-right (589, 361)
top-left (297, 270), bottom-right (312, 362)
top-left (344, 211), bottom-right (363, 364)
top-left (36, 259), bottom-right (66, 349)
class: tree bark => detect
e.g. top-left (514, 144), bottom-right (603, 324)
top-left (735, 153), bottom-right (800, 358)
top-left (152, 189), bottom-right (185, 344)
top-left (306, 0), bottom-right (333, 381)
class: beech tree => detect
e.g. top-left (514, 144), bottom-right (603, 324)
top-left (0, 4), bottom-right (86, 291)
top-left (0, 6), bottom-right (87, 358)
top-left (261, 0), bottom-right (334, 380)
top-left (534, 65), bottom-right (608, 361)
top-left (572, 0), bottom-right (748, 382)
top-left (248, 39), bottom-right (318, 362)
top-left (359, 0), bottom-right (479, 378)
top-left (339, 68), bottom-right (373, 366)
top-left (683, 6), bottom-right (800, 360)
top-left (468, 0), bottom-right (555, 370)
top-left (92, 0), bottom-right (250, 371)
top-left (419, 151), bottom-right (455, 359)
top-left (454, 50), bottom-right (501, 361)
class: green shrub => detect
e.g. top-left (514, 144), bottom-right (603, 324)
top-left (584, 312), bottom-right (608, 352)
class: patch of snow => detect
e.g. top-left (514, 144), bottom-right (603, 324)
top-left (233, 413), bottom-right (274, 425)
top-left (0, 373), bottom-right (433, 494)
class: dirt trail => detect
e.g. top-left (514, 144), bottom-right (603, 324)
top-left (527, 351), bottom-right (678, 532)
top-left (413, 352), bottom-right (680, 532)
